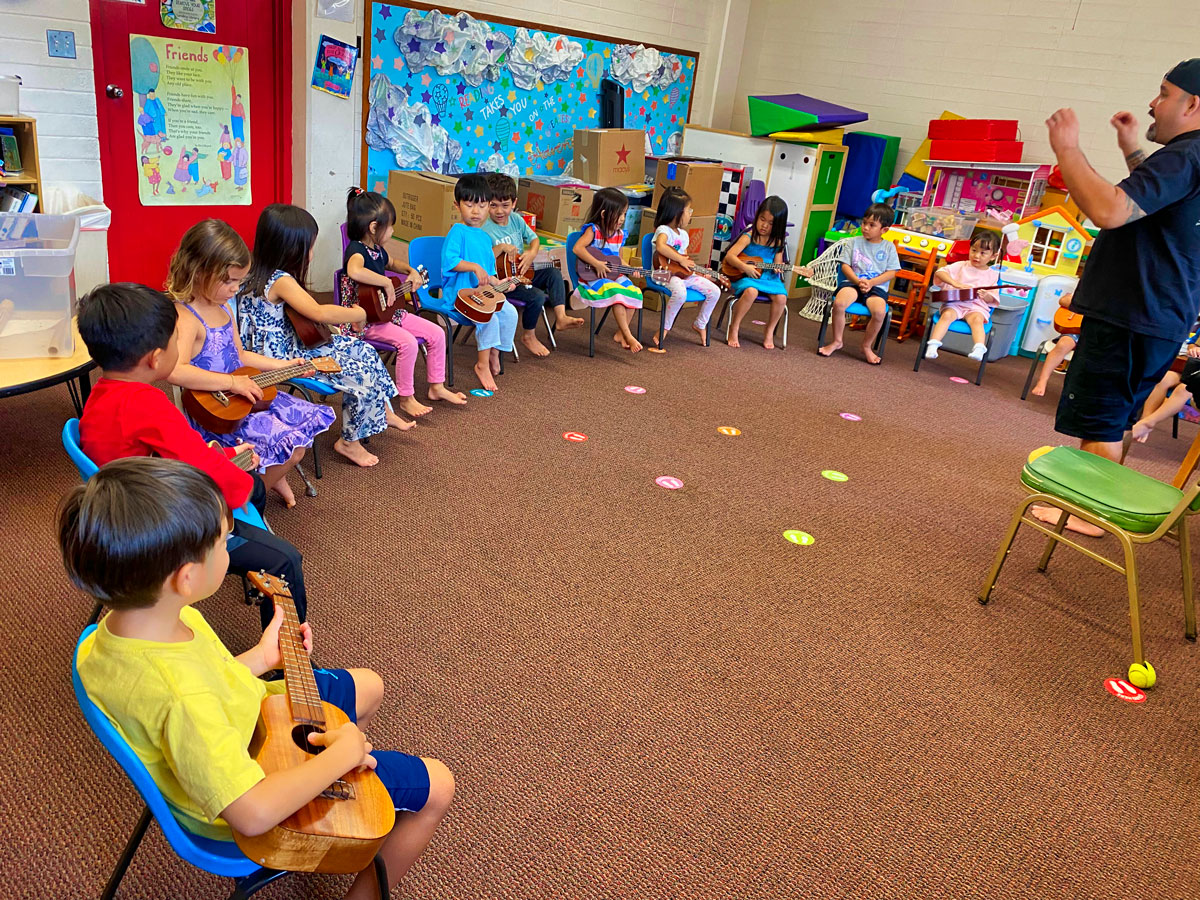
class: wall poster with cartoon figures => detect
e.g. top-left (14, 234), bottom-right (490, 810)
top-left (360, 2), bottom-right (697, 192)
top-left (129, 35), bottom-right (251, 206)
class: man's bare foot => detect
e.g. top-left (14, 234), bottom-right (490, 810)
top-left (474, 361), bottom-right (499, 392)
top-left (1030, 381), bottom-right (1048, 397)
top-left (863, 344), bottom-right (882, 365)
top-left (398, 395), bottom-right (433, 417)
top-left (489, 350), bottom-right (502, 376)
top-left (613, 331), bottom-right (629, 348)
top-left (429, 384), bottom-right (467, 405)
top-left (385, 410), bottom-right (417, 431)
top-left (818, 341), bottom-right (842, 357)
top-left (334, 437), bottom-right (379, 467)
top-left (270, 478), bottom-right (297, 509)
top-left (521, 331), bottom-right (551, 357)
top-left (1032, 505), bottom-right (1105, 537)
top-left (556, 313), bottom-right (585, 330)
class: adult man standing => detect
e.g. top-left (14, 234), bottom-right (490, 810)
top-left (1046, 61), bottom-right (1200, 466)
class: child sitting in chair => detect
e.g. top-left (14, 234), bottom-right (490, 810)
top-left (924, 231), bottom-right (1002, 362)
top-left (66, 458), bottom-right (454, 899)
top-left (1030, 292), bottom-right (1077, 397)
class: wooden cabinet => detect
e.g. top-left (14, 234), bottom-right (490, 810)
top-left (0, 116), bottom-right (42, 211)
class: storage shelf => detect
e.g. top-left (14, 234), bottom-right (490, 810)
top-left (0, 115), bottom-right (42, 212)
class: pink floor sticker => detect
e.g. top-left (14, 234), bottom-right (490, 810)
top-left (624, 385), bottom-right (647, 394)
top-left (562, 431), bottom-right (588, 442)
top-left (1104, 678), bottom-right (1146, 703)
top-left (655, 476), bottom-right (684, 490)
top-left (840, 412), bottom-right (862, 422)
top-left (949, 377), bottom-right (970, 384)
top-left (752, 319), bottom-right (766, 325)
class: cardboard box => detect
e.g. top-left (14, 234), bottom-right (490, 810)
top-left (518, 178), bottom-right (593, 236)
top-left (574, 128), bottom-right (645, 187)
top-left (638, 209), bottom-right (716, 263)
top-left (387, 170), bottom-right (460, 241)
top-left (652, 159), bottom-right (724, 218)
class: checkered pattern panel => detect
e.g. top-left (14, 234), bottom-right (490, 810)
top-left (710, 166), bottom-right (746, 268)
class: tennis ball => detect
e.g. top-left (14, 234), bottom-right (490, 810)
top-left (1128, 661), bottom-right (1157, 689)
top-left (1027, 445), bottom-right (1054, 464)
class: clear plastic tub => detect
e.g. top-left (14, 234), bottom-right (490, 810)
top-left (906, 206), bottom-right (981, 241)
top-left (0, 213), bottom-right (80, 358)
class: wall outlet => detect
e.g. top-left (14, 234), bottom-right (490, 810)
top-left (47, 30), bottom-right (77, 60)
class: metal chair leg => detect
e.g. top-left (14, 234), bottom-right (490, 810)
top-left (817, 299), bottom-right (832, 350)
top-left (1021, 344), bottom-right (1046, 401)
top-left (1119, 535), bottom-right (1145, 666)
top-left (978, 497), bottom-right (1036, 604)
top-left (373, 854), bottom-right (390, 900)
top-left (1180, 518), bottom-right (1196, 641)
top-left (913, 318), bottom-right (930, 372)
top-left (228, 867), bottom-right (289, 899)
top-left (543, 307), bottom-right (557, 349)
top-left (285, 383), bottom-right (324, 479)
top-left (975, 333), bottom-right (991, 385)
top-left (876, 307), bottom-right (891, 362)
top-left (294, 463), bottom-right (317, 498)
top-left (780, 305), bottom-right (789, 349)
top-left (1037, 506), bottom-right (1070, 572)
top-left (101, 807), bottom-right (152, 900)
top-left (441, 318), bottom-right (455, 387)
top-left (636, 307), bottom-right (643, 343)
top-left (588, 307), bottom-right (596, 358)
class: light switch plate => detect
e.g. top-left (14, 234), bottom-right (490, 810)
top-left (47, 30), bottom-right (77, 60)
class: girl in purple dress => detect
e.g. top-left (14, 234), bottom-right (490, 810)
top-left (166, 219), bottom-right (334, 508)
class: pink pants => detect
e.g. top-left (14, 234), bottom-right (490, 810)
top-left (363, 313), bottom-right (446, 395)
top-left (663, 274), bottom-right (722, 331)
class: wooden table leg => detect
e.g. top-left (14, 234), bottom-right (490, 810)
top-left (1172, 426), bottom-right (1200, 488)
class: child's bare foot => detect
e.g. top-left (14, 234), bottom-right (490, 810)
top-left (334, 437), bottom-right (379, 467)
top-left (398, 395), bottom-right (433, 417)
top-left (692, 323), bottom-right (707, 343)
top-left (489, 349), bottom-right (502, 376)
top-left (613, 331), bottom-right (629, 348)
top-left (626, 335), bottom-right (643, 353)
top-left (728, 333), bottom-right (740, 348)
top-left (556, 313), bottom-right (585, 330)
top-left (818, 341), bottom-right (842, 357)
top-left (429, 383), bottom-right (467, 405)
top-left (1030, 380), bottom-right (1048, 397)
top-left (521, 331), bottom-right (551, 357)
top-left (474, 361), bottom-right (499, 391)
top-left (1031, 505), bottom-right (1105, 537)
top-left (270, 478), bottom-right (297, 508)
top-left (763, 338), bottom-right (776, 349)
top-left (863, 344), bottom-right (882, 365)
top-left (386, 409), bottom-right (417, 431)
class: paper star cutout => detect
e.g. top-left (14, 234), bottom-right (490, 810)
top-left (433, 41), bottom-right (446, 53)
top-left (467, 156), bottom-right (476, 168)
top-left (535, 118), bottom-right (543, 130)
top-left (585, 40), bottom-right (594, 51)
top-left (639, 106), bottom-right (645, 115)
top-left (485, 38), bottom-right (494, 51)
top-left (457, 83), bottom-right (467, 95)
top-left (656, 135), bottom-right (663, 145)
top-left (379, 6), bottom-right (391, 19)
top-left (407, 37), bottom-right (421, 52)
top-left (414, 113), bottom-right (425, 126)
top-left (501, 77), bottom-right (510, 89)
top-left (536, 79), bottom-right (544, 92)
top-left (387, 105), bottom-right (395, 117)
top-left (554, 84), bottom-right (563, 95)
top-left (464, 108), bottom-right (473, 121)
top-left (603, 48), bottom-right (609, 57)
top-left (421, 90), bottom-right (432, 103)
top-left (454, 120), bottom-right (464, 133)
top-left (508, 152), bottom-right (515, 161)
top-left (507, 90), bottom-right (516, 102)
top-left (524, 125), bottom-right (533, 137)
top-left (525, 141), bottom-right (533, 153)
top-left (419, 70), bottom-right (429, 82)
top-left (375, 28), bottom-right (385, 42)
top-left (493, 141), bottom-right (503, 151)
top-left (588, 108), bottom-right (596, 119)
top-left (372, 55), bottom-right (383, 70)
top-left (475, 126), bottom-right (484, 137)
top-left (431, 157), bottom-right (439, 169)
top-left (458, 14), bottom-right (470, 29)
top-left (430, 113), bottom-right (440, 125)
top-left (374, 180), bottom-right (385, 192)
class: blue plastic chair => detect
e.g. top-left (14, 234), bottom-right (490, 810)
top-left (913, 301), bottom-right (994, 385)
top-left (564, 229), bottom-right (644, 358)
top-left (639, 232), bottom-right (710, 350)
top-left (74, 626), bottom-right (389, 899)
top-left (815, 293), bottom-right (893, 362)
top-left (333, 268), bottom-right (428, 371)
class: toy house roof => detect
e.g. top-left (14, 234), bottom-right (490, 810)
top-left (1017, 205), bottom-right (1087, 235)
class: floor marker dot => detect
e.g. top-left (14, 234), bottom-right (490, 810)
top-left (839, 412), bottom-right (862, 422)
top-left (562, 431), bottom-right (588, 442)
top-left (821, 470), bottom-right (848, 482)
top-left (783, 529), bottom-right (815, 546)
top-left (949, 376), bottom-right (969, 384)
top-left (717, 426), bottom-right (741, 436)
top-left (752, 319), bottom-right (766, 325)
top-left (655, 475), bottom-right (684, 490)
top-left (624, 385), bottom-right (647, 394)
top-left (469, 388), bottom-right (494, 397)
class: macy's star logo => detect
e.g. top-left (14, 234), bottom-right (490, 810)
top-left (615, 144), bottom-right (631, 164)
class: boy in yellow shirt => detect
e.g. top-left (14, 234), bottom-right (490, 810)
top-left (64, 458), bottom-right (453, 898)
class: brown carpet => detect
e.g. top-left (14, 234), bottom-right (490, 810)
top-left (5, 307), bottom-right (1200, 900)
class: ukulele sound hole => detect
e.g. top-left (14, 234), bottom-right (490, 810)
top-left (292, 723), bottom-right (325, 755)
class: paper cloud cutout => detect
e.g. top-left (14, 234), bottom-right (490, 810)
top-left (610, 44), bottom-right (683, 92)
top-left (365, 73), bottom-right (462, 174)
top-left (507, 28), bottom-right (584, 91)
top-left (393, 9), bottom-right (510, 87)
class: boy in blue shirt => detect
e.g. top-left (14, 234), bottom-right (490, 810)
top-left (482, 173), bottom-right (584, 358)
top-left (818, 202), bottom-right (901, 365)
top-left (441, 173), bottom-right (519, 392)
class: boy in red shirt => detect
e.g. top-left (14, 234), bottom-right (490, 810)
top-left (77, 282), bottom-right (309, 627)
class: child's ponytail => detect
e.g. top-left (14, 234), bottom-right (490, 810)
top-left (346, 186), bottom-right (396, 243)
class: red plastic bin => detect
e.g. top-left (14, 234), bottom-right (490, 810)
top-left (927, 119), bottom-right (1019, 141)
top-left (928, 139), bottom-right (1024, 163)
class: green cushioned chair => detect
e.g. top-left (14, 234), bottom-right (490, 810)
top-left (979, 446), bottom-right (1198, 674)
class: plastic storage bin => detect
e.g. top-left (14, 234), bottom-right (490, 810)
top-left (906, 206), bottom-right (980, 240)
top-left (0, 213), bottom-right (80, 359)
top-left (0, 75), bottom-right (19, 116)
top-left (938, 300), bottom-right (1029, 362)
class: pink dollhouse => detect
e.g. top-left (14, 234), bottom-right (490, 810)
top-left (922, 160), bottom-right (1052, 219)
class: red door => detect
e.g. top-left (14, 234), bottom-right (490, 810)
top-left (89, 0), bottom-right (292, 285)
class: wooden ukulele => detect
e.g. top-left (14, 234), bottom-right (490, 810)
top-left (720, 253), bottom-right (809, 282)
top-left (1053, 306), bottom-right (1083, 335)
top-left (653, 252), bottom-right (731, 291)
top-left (494, 248), bottom-right (562, 282)
top-left (183, 358), bottom-right (341, 435)
top-left (207, 440), bottom-right (256, 471)
top-left (453, 274), bottom-right (530, 324)
top-left (575, 246), bottom-right (670, 287)
top-left (235, 572), bottom-right (395, 873)
top-left (337, 266), bottom-right (427, 325)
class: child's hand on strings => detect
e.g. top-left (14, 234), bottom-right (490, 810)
top-left (256, 602), bottom-right (313, 672)
top-left (232, 442), bottom-right (260, 469)
top-left (746, 264), bottom-right (762, 279)
top-left (310, 722), bottom-right (376, 772)
top-left (383, 280), bottom-right (397, 308)
top-left (229, 374), bottom-right (263, 402)
top-left (592, 258), bottom-right (610, 278)
top-left (518, 248), bottom-right (537, 275)
top-left (1188, 343), bottom-right (1200, 359)
top-left (680, 256), bottom-right (696, 273)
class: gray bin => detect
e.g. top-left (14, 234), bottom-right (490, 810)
top-left (940, 300), bottom-right (1029, 362)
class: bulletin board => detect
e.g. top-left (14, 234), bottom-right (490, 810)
top-left (360, 1), bottom-right (699, 192)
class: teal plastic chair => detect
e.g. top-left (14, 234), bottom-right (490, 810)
top-left (73, 626), bottom-right (388, 899)
top-left (564, 229), bottom-right (644, 357)
top-left (912, 299), bottom-right (993, 385)
top-left (639, 231), bottom-right (710, 350)
top-left (408, 235), bottom-right (471, 387)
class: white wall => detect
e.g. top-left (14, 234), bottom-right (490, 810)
top-left (293, 0), bottom-right (735, 278)
top-left (0, 0), bottom-right (102, 201)
top-left (730, 0), bottom-right (1200, 185)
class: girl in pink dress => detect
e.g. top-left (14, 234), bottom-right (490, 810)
top-left (924, 231), bottom-right (1002, 362)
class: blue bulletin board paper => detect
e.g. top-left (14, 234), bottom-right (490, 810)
top-left (360, 2), bottom-right (698, 192)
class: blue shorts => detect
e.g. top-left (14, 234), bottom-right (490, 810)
top-left (1054, 316), bottom-right (1180, 443)
top-left (836, 272), bottom-right (888, 301)
top-left (314, 668), bottom-right (431, 813)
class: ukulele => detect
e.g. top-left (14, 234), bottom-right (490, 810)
top-left (653, 252), bottom-right (731, 291)
top-left (337, 266), bottom-right (426, 325)
top-left (575, 246), bottom-right (671, 287)
top-left (453, 274), bottom-right (531, 324)
top-left (207, 440), bottom-right (256, 471)
top-left (235, 572), bottom-right (395, 873)
top-left (183, 358), bottom-right (341, 435)
top-left (1053, 306), bottom-right (1083, 335)
top-left (720, 253), bottom-right (810, 282)
top-left (494, 248), bottom-right (562, 281)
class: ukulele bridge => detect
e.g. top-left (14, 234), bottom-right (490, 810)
top-left (321, 778), bottom-right (356, 801)
top-left (211, 390), bottom-right (231, 407)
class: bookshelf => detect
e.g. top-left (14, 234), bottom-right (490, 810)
top-left (0, 115), bottom-right (42, 211)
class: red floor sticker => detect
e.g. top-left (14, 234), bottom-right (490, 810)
top-left (562, 431), bottom-right (588, 442)
top-left (1103, 678), bottom-right (1146, 703)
